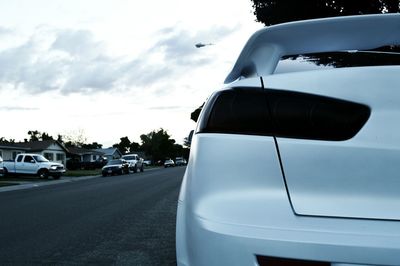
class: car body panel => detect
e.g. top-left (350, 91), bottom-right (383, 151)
top-left (262, 66), bottom-right (400, 220)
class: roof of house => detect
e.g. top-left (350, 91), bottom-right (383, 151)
top-left (95, 148), bottom-right (122, 156)
top-left (0, 144), bottom-right (26, 150)
top-left (67, 146), bottom-right (104, 156)
top-left (0, 140), bottom-right (68, 153)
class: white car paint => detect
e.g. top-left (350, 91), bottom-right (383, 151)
top-left (177, 14), bottom-right (400, 266)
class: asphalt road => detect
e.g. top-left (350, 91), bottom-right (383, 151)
top-left (0, 166), bottom-right (185, 265)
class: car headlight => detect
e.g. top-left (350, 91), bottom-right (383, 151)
top-left (50, 165), bottom-right (58, 170)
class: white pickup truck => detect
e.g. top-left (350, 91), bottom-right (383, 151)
top-left (1, 153), bottom-right (66, 179)
top-left (121, 154), bottom-right (144, 173)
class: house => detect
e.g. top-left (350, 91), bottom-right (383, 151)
top-left (0, 144), bottom-right (26, 161)
top-left (67, 146), bottom-right (105, 163)
top-left (95, 148), bottom-right (122, 161)
top-left (0, 140), bottom-right (68, 166)
top-left (66, 146), bottom-right (106, 170)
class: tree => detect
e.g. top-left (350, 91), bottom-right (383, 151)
top-left (61, 129), bottom-right (88, 147)
top-left (41, 132), bottom-right (54, 141)
top-left (113, 137), bottom-right (131, 154)
top-left (27, 130), bottom-right (54, 142)
top-left (140, 129), bottom-right (177, 162)
top-left (82, 142), bottom-right (103, 150)
top-left (0, 137), bottom-right (15, 144)
top-left (250, 0), bottom-right (400, 26)
top-left (112, 137), bottom-right (140, 154)
top-left (27, 130), bottom-right (40, 141)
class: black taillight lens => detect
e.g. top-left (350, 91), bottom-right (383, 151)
top-left (198, 87), bottom-right (370, 141)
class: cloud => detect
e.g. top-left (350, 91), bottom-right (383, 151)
top-left (0, 25), bottom-right (239, 95)
top-left (0, 106), bottom-right (39, 111)
top-left (0, 26), bottom-right (13, 36)
top-left (51, 29), bottom-right (104, 59)
top-left (153, 25), bottom-right (238, 65)
top-left (148, 106), bottom-right (185, 110)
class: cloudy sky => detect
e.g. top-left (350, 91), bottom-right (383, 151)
top-left (0, 0), bottom-right (263, 147)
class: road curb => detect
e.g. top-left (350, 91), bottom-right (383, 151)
top-left (0, 167), bottom-right (163, 193)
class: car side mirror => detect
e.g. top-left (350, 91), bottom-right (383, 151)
top-left (30, 160), bottom-right (35, 163)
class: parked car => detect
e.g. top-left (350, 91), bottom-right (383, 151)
top-left (101, 159), bottom-right (129, 177)
top-left (175, 157), bottom-right (187, 166)
top-left (176, 14), bottom-right (400, 266)
top-left (121, 154), bottom-right (144, 173)
top-left (143, 160), bottom-right (152, 166)
top-left (0, 156), bottom-right (3, 176)
top-left (1, 153), bottom-right (65, 179)
top-left (164, 159), bottom-right (175, 168)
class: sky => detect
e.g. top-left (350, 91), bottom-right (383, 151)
top-left (0, 0), bottom-right (263, 147)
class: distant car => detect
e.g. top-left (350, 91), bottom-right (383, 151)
top-left (0, 156), bottom-right (3, 176)
top-left (164, 159), bottom-right (175, 168)
top-left (143, 160), bottom-right (152, 166)
top-left (121, 154), bottom-right (144, 173)
top-left (175, 157), bottom-right (187, 166)
top-left (101, 159), bottom-right (129, 177)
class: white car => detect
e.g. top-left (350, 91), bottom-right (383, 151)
top-left (176, 14), bottom-right (400, 266)
top-left (1, 153), bottom-right (65, 179)
top-left (164, 159), bottom-right (175, 168)
top-left (121, 154), bottom-right (144, 173)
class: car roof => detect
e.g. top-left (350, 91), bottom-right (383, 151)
top-left (225, 14), bottom-right (400, 83)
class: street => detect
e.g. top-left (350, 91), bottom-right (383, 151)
top-left (0, 167), bottom-right (185, 265)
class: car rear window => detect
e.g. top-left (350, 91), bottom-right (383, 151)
top-left (275, 47), bottom-right (400, 74)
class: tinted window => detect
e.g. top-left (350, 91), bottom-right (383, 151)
top-left (24, 156), bottom-right (33, 163)
top-left (108, 160), bottom-right (123, 165)
top-left (33, 155), bottom-right (49, 162)
top-left (275, 50), bottom-right (400, 74)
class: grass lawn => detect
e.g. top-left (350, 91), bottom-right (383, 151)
top-left (0, 182), bottom-right (19, 187)
top-left (64, 169), bottom-right (102, 177)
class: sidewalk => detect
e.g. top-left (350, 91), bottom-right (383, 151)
top-left (0, 167), bottom-right (162, 193)
top-left (0, 174), bottom-right (100, 193)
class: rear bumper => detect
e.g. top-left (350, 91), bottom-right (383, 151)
top-left (102, 168), bottom-right (123, 175)
top-left (177, 134), bottom-right (400, 266)
top-left (177, 200), bottom-right (400, 266)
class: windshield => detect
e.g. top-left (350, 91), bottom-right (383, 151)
top-left (107, 159), bottom-right (123, 165)
top-left (33, 155), bottom-right (49, 162)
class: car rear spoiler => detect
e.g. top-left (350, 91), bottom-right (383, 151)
top-left (224, 14), bottom-right (400, 84)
